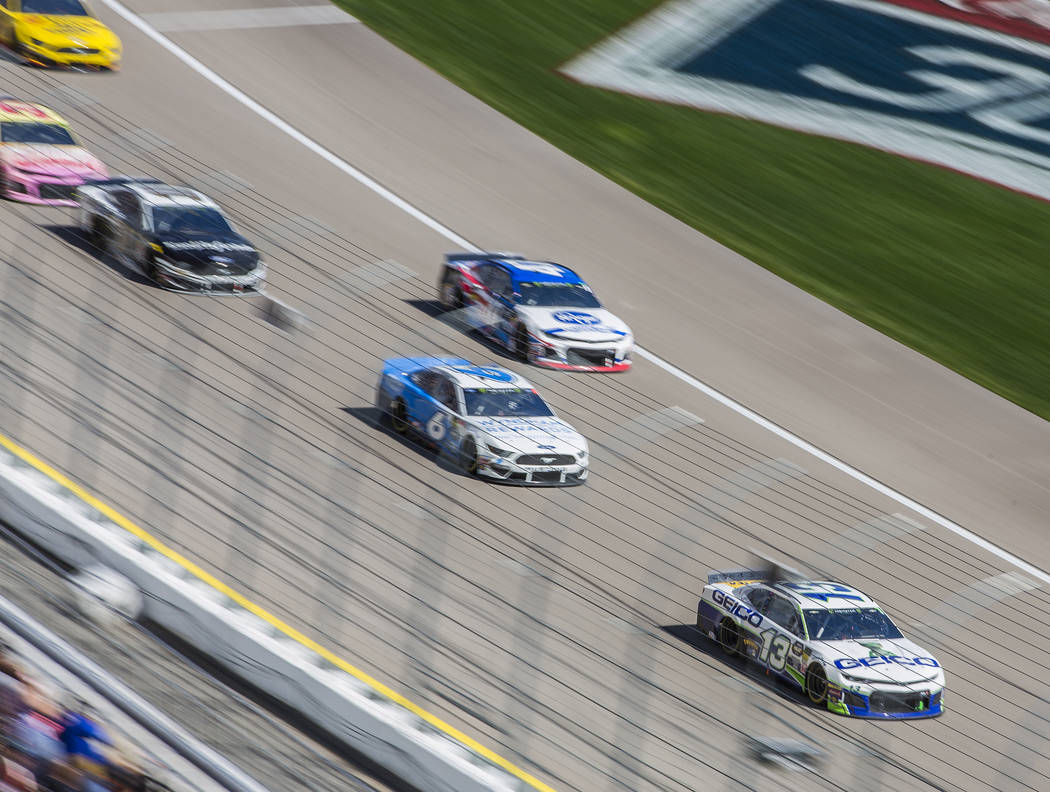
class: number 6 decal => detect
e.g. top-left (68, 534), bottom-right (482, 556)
top-left (426, 412), bottom-right (448, 441)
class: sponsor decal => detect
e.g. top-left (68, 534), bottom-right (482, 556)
top-left (552, 310), bottom-right (601, 325)
top-left (164, 240), bottom-right (254, 253)
top-left (561, 0), bottom-right (1050, 200)
top-left (711, 588), bottom-right (764, 627)
top-left (451, 365), bottom-right (515, 382)
top-left (833, 655), bottom-right (941, 669)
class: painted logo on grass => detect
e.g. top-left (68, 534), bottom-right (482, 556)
top-left (560, 0), bottom-right (1050, 200)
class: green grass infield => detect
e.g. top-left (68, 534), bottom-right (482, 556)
top-left (336, 0), bottom-right (1050, 421)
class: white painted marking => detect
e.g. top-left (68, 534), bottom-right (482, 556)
top-left (143, 5), bottom-right (356, 33)
top-left (98, 0), bottom-right (1050, 589)
top-left (99, 0), bottom-right (476, 251)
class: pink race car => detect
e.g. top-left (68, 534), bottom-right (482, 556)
top-left (0, 98), bottom-right (107, 206)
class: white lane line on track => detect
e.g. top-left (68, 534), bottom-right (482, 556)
top-left (99, 0), bottom-right (475, 251)
top-left (143, 6), bottom-right (356, 33)
top-left (99, 0), bottom-right (1050, 588)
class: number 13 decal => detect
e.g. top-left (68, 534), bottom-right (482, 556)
top-left (758, 628), bottom-right (791, 671)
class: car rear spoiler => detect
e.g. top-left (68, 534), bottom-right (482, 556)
top-left (444, 251), bottom-right (527, 264)
top-left (707, 569), bottom-right (769, 585)
top-left (708, 552), bottom-right (806, 586)
top-left (82, 176), bottom-right (165, 187)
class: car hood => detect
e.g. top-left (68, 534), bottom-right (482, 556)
top-left (16, 14), bottom-right (118, 45)
top-left (469, 416), bottom-right (586, 454)
top-left (516, 305), bottom-right (631, 343)
top-left (0, 144), bottom-right (105, 177)
top-left (818, 637), bottom-right (942, 684)
top-left (155, 233), bottom-right (260, 276)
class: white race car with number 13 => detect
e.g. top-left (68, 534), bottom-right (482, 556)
top-left (698, 568), bottom-right (945, 718)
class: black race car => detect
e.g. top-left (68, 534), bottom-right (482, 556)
top-left (77, 177), bottom-right (265, 294)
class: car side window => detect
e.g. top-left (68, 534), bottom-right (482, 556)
top-left (475, 264), bottom-right (496, 291)
top-left (411, 371), bottom-right (436, 394)
top-left (746, 587), bottom-right (771, 615)
top-left (765, 594), bottom-right (796, 628)
top-left (435, 376), bottom-right (458, 411)
top-left (493, 267), bottom-right (513, 299)
top-left (784, 610), bottom-right (805, 638)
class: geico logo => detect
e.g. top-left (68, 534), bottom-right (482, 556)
top-left (711, 589), bottom-right (763, 627)
top-left (800, 46), bottom-right (1050, 146)
top-left (834, 656), bottom-right (941, 670)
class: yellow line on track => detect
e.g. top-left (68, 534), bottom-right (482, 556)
top-left (0, 432), bottom-right (556, 792)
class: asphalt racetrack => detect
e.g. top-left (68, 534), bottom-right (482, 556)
top-left (3, 2), bottom-right (1050, 791)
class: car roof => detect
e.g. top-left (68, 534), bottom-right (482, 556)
top-left (493, 259), bottom-right (585, 285)
top-left (766, 581), bottom-right (878, 610)
top-left (434, 364), bottom-right (534, 390)
top-left (124, 181), bottom-right (218, 208)
top-left (0, 99), bottom-right (66, 126)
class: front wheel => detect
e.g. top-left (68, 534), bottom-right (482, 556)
top-left (805, 663), bottom-right (828, 706)
top-left (717, 618), bottom-right (740, 657)
top-left (459, 437), bottom-right (478, 475)
top-left (389, 398), bottom-right (409, 434)
top-left (515, 324), bottom-right (531, 363)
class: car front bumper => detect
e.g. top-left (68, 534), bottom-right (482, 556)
top-left (2, 171), bottom-right (91, 206)
top-left (529, 333), bottom-right (633, 372)
top-left (21, 40), bottom-right (120, 70)
top-left (154, 262), bottom-right (266, 295)
top-left (827, 681), bottom-right (944, 719)
top-left (476, 456), bottom-right (588, 486)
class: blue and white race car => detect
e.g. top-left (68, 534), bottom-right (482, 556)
top-left (698, 568), bottom-right (945, 719)
top-left (374, 357), bottom-right (588, 486)
top-left (438, 253), bottom-right (633, 372)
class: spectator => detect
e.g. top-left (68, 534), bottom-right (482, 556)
top-left (57, 702), bottom-right (111, 778)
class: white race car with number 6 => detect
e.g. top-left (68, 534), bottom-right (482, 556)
top-left (375, 357), bottom-right (588, 486)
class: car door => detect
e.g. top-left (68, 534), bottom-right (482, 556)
top-left (407, 370), bottom-right (456, 448)
top-left (756, 593), bottom-right (803, 677)
top-left (107, 190), bottom-right (135, 257)
top-left (489, 265), bottom-right (518, 345)
top-left (122, 198), bottom-right (151, 268)
top-left (471, 264), bottom-right (504, 331)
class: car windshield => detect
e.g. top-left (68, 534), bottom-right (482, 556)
top-left (22, 0), bottom-right (89, 14)
top-left (152, 206), bottom-right (234, 236)
top-left (463, 388), bottom-right (553, 417)
top-left (1, 122), bottom-right (75, 145)
top-left (517, 282), bottom-right (602, 308)
top-left (804, 608), bottom-right (903, 641)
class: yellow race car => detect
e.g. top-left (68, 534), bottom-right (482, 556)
top-left (0, 0), bottom-right (121, 70)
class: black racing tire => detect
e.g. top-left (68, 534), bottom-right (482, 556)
top-left (717, 617), bottom-right (740, 657)
top-left (515, 324), bottom-right (531, 363)
top-left (439, 274), bottom-right (464, 310)
top-left (143, 254), bottom-right (159, 282)
top-left (459, 436), bottom-right (478, 475)
top-left (88, 216), bottom-right (107, 252)
top-left (806, 663), bottom-right (828, 706)
top-left (389, 398), bottom-right (409, 435)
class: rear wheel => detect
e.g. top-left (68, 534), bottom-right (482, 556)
top-left (439, 275), bottom-right (463, 309)
top-left (805, 663), bottom-right (828, 705)
top-left (459, 437), bottom-right (478, 475)
top-left (389, 398), bottom-right (409, 435)
top-left (717, 618), bottom-right (740, 657)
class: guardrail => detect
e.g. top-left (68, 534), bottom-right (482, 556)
top-left (0, 437), bottom-right (526, 792)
